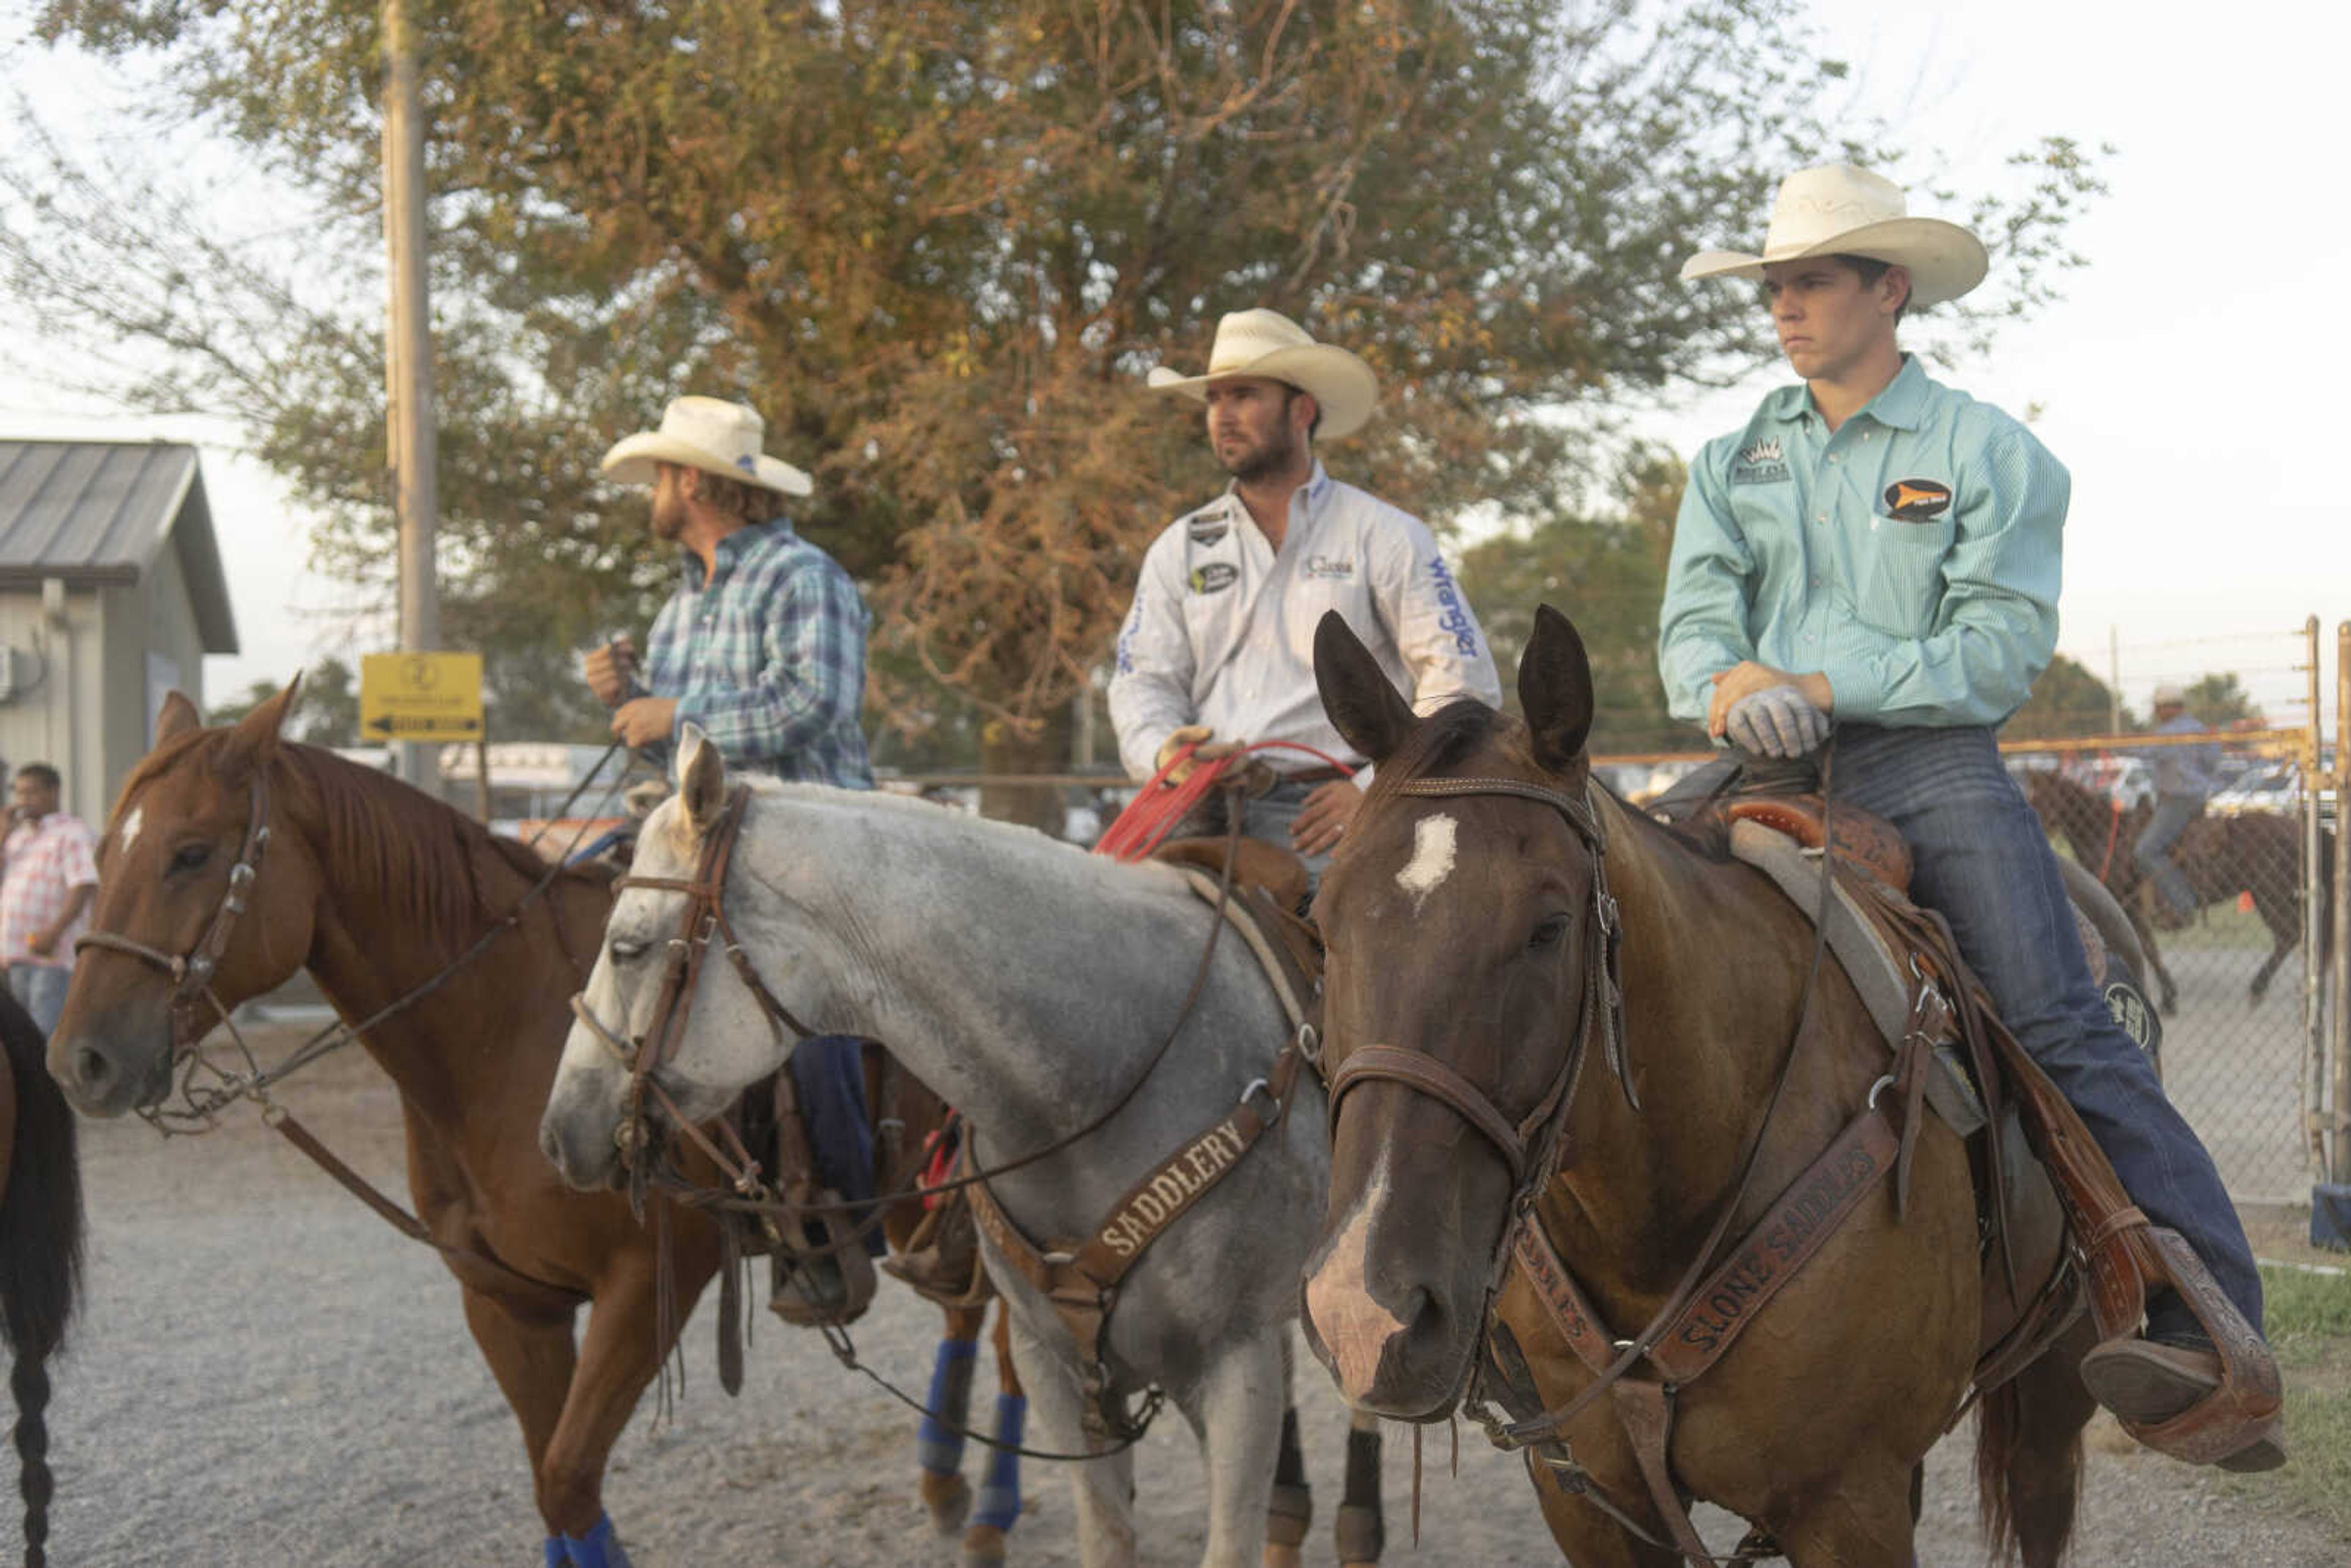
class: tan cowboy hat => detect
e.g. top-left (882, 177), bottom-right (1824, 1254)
top-left (2151, 682), bottom-right (2188, 707)
top-left (1680, 164), bottom-right (1989, 309)
top-left (600, 396), bottom-right (814, 497)
top-left (1146, 309), bottom-right (1378, 440)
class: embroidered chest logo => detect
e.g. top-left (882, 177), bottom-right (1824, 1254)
top-left (1732, 438), bottom-right (1788, 486)
top-left (1188, 561), bottom-right (1239, 595)
top-left (1882, 478), bottom-right (1952, 522)
top-left (1302, 554), bottom-right (1355, 582)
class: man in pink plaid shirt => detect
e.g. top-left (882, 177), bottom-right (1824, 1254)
top-left (1, 763), bottom-right (99, 1034)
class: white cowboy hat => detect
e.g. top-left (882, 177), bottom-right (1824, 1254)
top-left (600, 396), bottom-right (814, 497)
top-left (2151, 682), bottom-right (2188, 707)
top-left (1146, 309), bottom-right (1378, 441)
top-left (1679, 164), bottom-right (1989, 309)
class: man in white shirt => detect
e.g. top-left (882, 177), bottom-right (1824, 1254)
top-left (1110, 309), bottom-right (1502, 880)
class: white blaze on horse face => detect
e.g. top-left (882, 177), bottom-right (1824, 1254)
top-left (1393, 813), bottom-right (1457, 914)
top-left (1305, 1158), bottom-right (1411, 1403)
top-left (117, 804), bottom-right (144, 857)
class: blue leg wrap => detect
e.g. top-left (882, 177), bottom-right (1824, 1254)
top-left (975, 1393), bottom-right (1026, 1532)
top-left (545, 1536), bottom-right (569, 1568)
top-left (919, 1337), bottom-right (979, 1477)
top-left (562, 1513), bottom-right (632, 1568)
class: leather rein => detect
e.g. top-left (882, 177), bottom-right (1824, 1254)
top-left (566, 782), bottom-right (1273, 1227)
top-left (72, 762), bottom-right (599, 1303)
top-left (1319, 764), bottom-right (1865, 1567)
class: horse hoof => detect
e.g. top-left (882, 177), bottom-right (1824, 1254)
top-left (924, 1472), bottom-right (974, 1536)
top-left (961, 1522), bottom-right (1008, 1568)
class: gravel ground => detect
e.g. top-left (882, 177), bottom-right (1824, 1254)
top-left (24, 1027), bottom-right (2341, 1567)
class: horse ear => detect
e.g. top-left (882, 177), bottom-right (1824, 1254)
top-left (677, 724), bottom-right (728, 840)
top-left (1518, 606), bottom-right (1594, 775)
top-left (217, 675), bottom-right (303, 779)
top-left (1314, 611), bottom-right (1416, 765)
top-left (153, 691), bottom-right (203, 746)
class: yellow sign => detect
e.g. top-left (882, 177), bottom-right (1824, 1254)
top-left (361, 651), bottom-right (484, 740)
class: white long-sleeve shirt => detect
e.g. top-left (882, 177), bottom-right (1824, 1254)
top-left (1109, 462), bottom-right (1502, 782)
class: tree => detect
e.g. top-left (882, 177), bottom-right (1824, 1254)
top-left (1460, 445), bottom-right (1683, 754)
top-left (2183, 672), bottom-right (2263, 729)
top-left (2006, 653), bottom-right (2129, 741)
top-left (12, 1), bottom-right (2104, 818)
top-left (204, 656), bottom-right (362, 744)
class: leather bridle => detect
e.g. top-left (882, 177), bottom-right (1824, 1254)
top-left (75, 771), bottom-right (273, 1054)
top-left (568, 783), bottom-right (820, 1198)
top-left (1317, 772), bottom-right (1625, 1389)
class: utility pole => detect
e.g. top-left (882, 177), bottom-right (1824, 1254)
top-left (383, 0), bottom-right (439, 791)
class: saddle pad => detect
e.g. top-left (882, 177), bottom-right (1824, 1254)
top-left (1728, 820), bottom-right (1985, 1137)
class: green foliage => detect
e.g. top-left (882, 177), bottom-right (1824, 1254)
top-left (204, 656), bottom-right (360, 745)
top-left (2240, 1265), bottom-right (2351, 1539)
top-left (1461, 445), bottom-right (1682, 754)
top-left (2184, 672), bottom-right (2264, 729)
top-left (12, 0), bottom-right (2104, 748)
top-left (2006, 653), bottom-right (2129, 740)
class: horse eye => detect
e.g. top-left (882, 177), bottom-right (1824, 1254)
top-left (169, 843), bottom-right (212, 874)
top-left (1528, 914), bottom-right (1570, 950)
top-left (609, 937), bottom-right (650, 962)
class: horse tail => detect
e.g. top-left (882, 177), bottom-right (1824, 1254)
top-left (1973, 1348), bottom-right (2088, 1568)
top-left (0, 991), bottom-right (85, 1568)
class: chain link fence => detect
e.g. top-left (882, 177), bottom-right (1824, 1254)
top-left (2008, 733), bottom-right (2333, 1202)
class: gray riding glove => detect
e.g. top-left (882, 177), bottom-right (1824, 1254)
top-left (1725, 685), bottom-right (1831, 759)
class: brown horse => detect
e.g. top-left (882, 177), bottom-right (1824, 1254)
top-left (2018, 767), bottom-right (2330, 1014)
top-left (0, 983), bottom-right (83, 1568)
top-left (1298, 607), bottom-right (2099, 1567)
top-left (46, 688), bottom-right (1021, 1567)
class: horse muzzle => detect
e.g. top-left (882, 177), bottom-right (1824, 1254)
top-left (1301, 1176), bottom-right (1482, 1420)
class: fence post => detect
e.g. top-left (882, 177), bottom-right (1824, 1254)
top-left (2333, 621), bottom-right (2350, 1187)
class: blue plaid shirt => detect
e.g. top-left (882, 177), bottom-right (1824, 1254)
top-left (632, 519), bottom-right (874, 787)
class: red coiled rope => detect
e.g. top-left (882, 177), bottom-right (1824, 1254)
top-left (1092, 740), bottom-right (1359, 863)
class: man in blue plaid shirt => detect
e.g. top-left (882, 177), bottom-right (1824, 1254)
top-left (583, 396), bottom-right (873, 788)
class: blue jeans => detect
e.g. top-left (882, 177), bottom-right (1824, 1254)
top-left (2133, 794), bottom-right (2203, 920)
top-left (6, 962), bottom-right (67, 1036)
top-left (1240, 779), bottom-right (1337, 895)
top-left (1831, 724), bottom-right (2261, 1337)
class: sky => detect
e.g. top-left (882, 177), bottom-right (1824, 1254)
top-left (2, 0), bottom-right (2345, 730)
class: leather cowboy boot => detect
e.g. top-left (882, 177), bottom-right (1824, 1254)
top-left (882, 1188), bottom-right (990, 1306)
top-left (2079, 1300), bottom-right (2287, 1473)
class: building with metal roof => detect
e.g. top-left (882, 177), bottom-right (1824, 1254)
top-left (0, 440), bottom-right (240, 823)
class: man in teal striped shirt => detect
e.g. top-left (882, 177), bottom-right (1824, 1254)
top-left (1661, 165), bottom-right (2281, 1470)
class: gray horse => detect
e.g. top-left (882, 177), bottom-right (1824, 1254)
top-left (539, 729), bottom-right (1335, 1568)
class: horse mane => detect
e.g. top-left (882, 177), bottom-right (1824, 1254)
top-left (116, 730), bottom-right (605, 953)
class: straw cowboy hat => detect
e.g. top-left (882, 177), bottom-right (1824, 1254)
top-left (1147, 309), bottom-right (1378, 440)
top-left (600, 396), bottom-right (814, 497)
top-left (2152, 682), bottom-right (2189, 707)
top-left (1680, 164), bottom-right (1989, 309)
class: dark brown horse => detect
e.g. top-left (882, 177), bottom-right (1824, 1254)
top-left (0, 984), bottom-right (83, 1568)
top-left (1298, 607), bottom-right (2098, 1566)
top-left (2018, 767), bottom-right (2330, 1013)
top-left (46, 688), bottom-right (1019, 1567)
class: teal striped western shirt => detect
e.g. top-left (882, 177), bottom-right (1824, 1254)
top-left (1659, 356), bottom-right (2069, 730)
